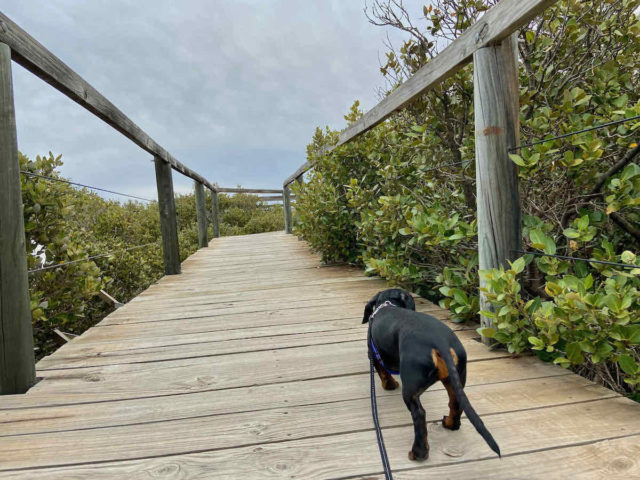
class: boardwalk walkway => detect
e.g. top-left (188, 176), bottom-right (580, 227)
top-left (1, 231), bottom-right (639, 479)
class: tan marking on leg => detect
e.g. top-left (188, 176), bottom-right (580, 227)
top-left (431, 349), bottom-right (449, 380)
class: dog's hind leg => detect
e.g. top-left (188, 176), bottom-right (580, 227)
top-left (441, 378), bottom-right (462, 430)
top-left (402, 382), bottom-right (429, 461)
top-left (433, 348), bottom-right (466, 431)
top-left (373, 359), bottom-right (399, 390)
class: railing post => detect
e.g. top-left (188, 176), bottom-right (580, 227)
top-left (283, 185), bottom-right (292, 234)
top-left (195, 181), bottom-right (208, 248)
top-left (154, 156), bottom-right (181, 275)
top-left (474, 34), bottom-right (522, 345)
top-left (210, 190), bottom-right (220, 238)
top-left (0, 42), bottom-right (36, 394)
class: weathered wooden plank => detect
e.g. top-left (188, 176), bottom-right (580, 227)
top-left (102, 281), bottom-right (387, 315)
top-left (357, 434), bottom-right (640, 480)
top-left (210, 190), bottom-right (220, 238)
top-left (0, 355), bottom-right (567, 411)
top-left (283, 0), bottom-right (557, 185)
top-left (1, 397), bottom-right (637, 477)
top-left (40, 314), bottom-right (464, 364)
top-left (98, 293), bottom-right (391, 326)
top-left (258, 195), bottom-right (284, 201)
top-left (474, 34), bottom-right (521, 341)
top-left (129, 276), bottom-right (382, 302)
top-left (283, 184), bottom-right (292, 233)
top-left (0, 373), bottom-right (582, 437)
top-left (154, 156), bottom-right (181, 275)
top-left (70, 307), bottom-right (451, 348)
top-left (194, 181), bottom-right (208, 248)
top-left (0, 377), bottom-right (619, 471)
top-left (30, 340), bottom-right (534, 400)
top-left (283, 160), bottom-right (311, 186)
top-left (1, 230), bottom-right (637, 478)
top-left (0, 42), bottom-right (35, 394)
top-left (217, 188), bottom-right (282, 194)
top-left (37, 328), bottom-right (488, 370)
top-left (0, 14), bottom-right (215, 190)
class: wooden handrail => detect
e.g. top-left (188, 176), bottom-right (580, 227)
top-left (282, 0), bottom-right (556, 186)
top-left (0, 12), bottom-right (216, 192)
top-left (217, 188), bottom-right (283, 194)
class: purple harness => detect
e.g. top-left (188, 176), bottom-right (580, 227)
top-left (368, 301), bottom-right (399, 375)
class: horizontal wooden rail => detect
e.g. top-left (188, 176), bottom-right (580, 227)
top-left (218, 188), bottom-right (283, 194)
top-left (283, 162), bottom-right (311, 188)
top-left (0, 12), bottom-right (216, 191)
top-left (283, 0), bottom-right (555, 186)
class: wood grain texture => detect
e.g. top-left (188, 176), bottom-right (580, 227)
top-left (0, 42), bottom-right (35, 393)
top-left (210, 190), bottom-right (220, 238)
top-left (0, 14), bottom-right (215, 191)
top-left (282, 0), bottom-right (557, 186)
top-left (217, 188), bottom-right (283, 194)
top-left (474, 34), bottom-right (522, 338)
top-left (194, 181), bottom-right (208, 248)
top-left (0, 380), bottom-right (620, 471)
top-left (283, 160), bottom-right (311, 186)
top-left (2, 398), bottom-right (638, 478)
top-left (283, 185), bottom-right (292, 234)
top-left (0, 231), bottom-right (638, 478)
top-left (257, 195), bottom-right (284, 201)
top-left (154, 157), bottom-right (181, 275)
top-left (355, 435), bottom-right (640, 480)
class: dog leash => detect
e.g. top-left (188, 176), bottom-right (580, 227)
top-left (370, 357), bottom-right (394, 480)
top-left (368, 301), bottom-right (395, 480)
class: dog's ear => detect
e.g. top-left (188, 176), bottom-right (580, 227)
top-left (400, 291), bottom-right (416, 311)
top-left (362, 293), bottom-right (380, 324)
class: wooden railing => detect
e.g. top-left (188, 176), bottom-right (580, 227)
top-left (0, 14), bottom-right (287, 394)
top-left (0, 0), bottom-right (557, 395)
top-left (283, 0), bottom-right (558, 344)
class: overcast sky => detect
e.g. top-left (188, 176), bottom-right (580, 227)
top-left (3, 1), bottom-right (420, 200)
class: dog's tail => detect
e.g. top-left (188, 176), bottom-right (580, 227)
top-left (437, 344), bottom-right (501, 457)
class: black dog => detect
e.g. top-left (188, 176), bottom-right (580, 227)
top-left (363, 288), bottom-right (500, 461)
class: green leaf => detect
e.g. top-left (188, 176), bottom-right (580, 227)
top-left (477, 327), bottom-right (496, 338)
top-left (576, 215), bottom-right (589, 230)
top-left (563, 228), bottom-right (580, 239)
top-left (543, 236), bottom-right (557, 255)
top-left (509, 154), bottom-right (526, 166)
top-left (511, 257), bottom-right (526, 274)
top-left (618, 354), bottom-right (637, 375)
top-left (566, 342), bottom-right (584, 364)
top-left (621, 250), bottom-right (636, 264)
top-left (528, 336), bottom-right (544, 349)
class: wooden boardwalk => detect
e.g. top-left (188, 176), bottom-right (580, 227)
top-left (0, 231), bottom-right (639, 479)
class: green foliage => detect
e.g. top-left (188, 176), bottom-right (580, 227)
top-left (22, 153), bottom-right (283, 358)
top-left (294, 0), bottom-right (640, 397)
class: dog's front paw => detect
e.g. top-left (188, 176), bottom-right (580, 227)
top-left (442, 415), bottom-right (461, 430)
top-left (408, 445), bottom-right (429, 461)
top-left (381, 377), bottom-right (399, 391)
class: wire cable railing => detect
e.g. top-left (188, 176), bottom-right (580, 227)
top-left (509, 113), bottom-right (640, 152)
top-left (513, 249), bottom-right (639, 271)
top-left (20, 171), bottom-right (156, 203)
top-left (28, 241), bottom-right (160, 274)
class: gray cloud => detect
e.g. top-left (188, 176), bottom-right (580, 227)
top-left (4, 0), bottom-right (414, 198)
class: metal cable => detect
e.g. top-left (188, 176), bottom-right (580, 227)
top-left (422, 160), bottom-right (469, 173)
top-left (20, 171), bottom-right (155, 203)
top-left (510, 114), bottom-right (640, 152)
top-left (29, 242), bottom-right (160, 274)
top-left (513, 249), bottom-right (639, 270)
